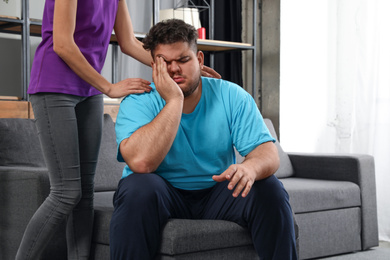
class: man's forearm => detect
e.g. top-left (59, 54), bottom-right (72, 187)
top-left (243, 141), bottom-right (280, 180)
top-left (212, 141), bottom-right (280, 198)
top-left (120, 99), bottom-right (183, 173)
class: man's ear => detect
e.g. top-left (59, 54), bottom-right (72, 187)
top-left (151, 54), bottom-right (156, 67)
top-left (197, 51), bottom-right (204, 68)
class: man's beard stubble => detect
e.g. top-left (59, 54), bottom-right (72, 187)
top-left (182, 74), bottom-right (201, 98)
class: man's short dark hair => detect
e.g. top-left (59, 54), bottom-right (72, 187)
top-left (143, 19), bottom-right (198, 57)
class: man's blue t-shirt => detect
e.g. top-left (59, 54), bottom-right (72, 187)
top-left (115, 77), bottom-right (275, 190)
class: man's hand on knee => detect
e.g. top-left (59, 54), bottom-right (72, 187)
top-left (212, 164), bottom-right (256, 198)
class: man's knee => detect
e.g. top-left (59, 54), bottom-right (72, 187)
top-left (114, 173), bottom-right (169, 208)
top-left (248, 175), bottom-right (292, 216)
top-left (252, 175), bottom-right (288, 198)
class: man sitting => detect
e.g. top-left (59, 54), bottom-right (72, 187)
top-left (110, 18), bottom-right (297, 260)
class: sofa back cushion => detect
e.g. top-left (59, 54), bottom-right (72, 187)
top-left (0, 118), bottom-right (46, 167)
top-left (94, 114), bottom-right (125, 191)
top-left (264, 118), bottom-right (294, 178)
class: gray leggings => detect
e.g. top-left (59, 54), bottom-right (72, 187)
top-left (16, 93), bottom-right (103, 260)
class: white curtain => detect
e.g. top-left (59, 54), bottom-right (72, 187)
top-left (281, 0), bottom-right (390, 241)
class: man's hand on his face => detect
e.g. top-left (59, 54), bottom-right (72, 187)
top-left (212, 164), bottom-right (257, 198)
top-left (152, 56), bottom-right (184, 102)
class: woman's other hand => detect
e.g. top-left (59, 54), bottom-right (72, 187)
top-left (201, 65), bottom-right (221, 79)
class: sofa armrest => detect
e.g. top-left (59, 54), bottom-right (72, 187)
top-left (288, 153), bottom-right (373, 183)
top-left (288, 153), bottom-right (378, 249)
top-left (0, 167), bottom-right (50, 259)
top-left (0, 166), bottom-right (51, 214)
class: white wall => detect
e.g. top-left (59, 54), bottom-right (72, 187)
top-left (280, 0), bottom-right (336, 153)
top-left (281, 0), bottom-right (390, 241)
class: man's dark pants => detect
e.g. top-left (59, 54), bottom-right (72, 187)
top-left (110, 173), bottom-right (298, 260)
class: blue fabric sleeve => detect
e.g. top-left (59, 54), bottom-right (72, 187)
top-left (115, 88), bottom-right (163, 162)
top-left (229, 87), bottom-right (275, 157)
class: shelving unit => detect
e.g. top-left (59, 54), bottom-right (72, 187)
top-left (0, 0), bottom-right (257, 105)
top-left (0, 0), bottom-right (30, 101)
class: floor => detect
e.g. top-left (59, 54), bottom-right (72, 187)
top-left (316, 241), bottom-right (390, 260)
top-left (380, 241), bottom-right (390, 248)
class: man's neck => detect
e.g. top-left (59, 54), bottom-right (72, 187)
top-left (182, 82), bottom-right (202, 114)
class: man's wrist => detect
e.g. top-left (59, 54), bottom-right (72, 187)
top-left (166, 96), bottom-right (184, 107)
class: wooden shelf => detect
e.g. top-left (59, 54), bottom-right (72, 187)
top-left (0, 96), bottom-right (22, 101)
top-left (0, 15), bottom-right (20, 20)
top-left (0, 98), bottom-right (117, 120)
top-left (1, 19), bottom-right (254, 52)
top-left (0, 100), bottom-right (34, 119)
top-left (197, 39), bottom-right (252, 51)
top-left (0, 20), bottom-right (43, 37)
top-left (111, 33), bottom-right (253, 52)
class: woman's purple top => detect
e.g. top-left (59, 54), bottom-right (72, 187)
top-left (28, 0), bottom-right (119, 97)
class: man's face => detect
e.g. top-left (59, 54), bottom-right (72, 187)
top-left (153, 41), bottom-right (204, 97)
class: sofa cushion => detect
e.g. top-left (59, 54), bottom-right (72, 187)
top-left (92, 196), bottom-right (253, 255)
top-left (264, 119), bottom-right (294, 178)
top-left (94, 114), bottom-right (125, 192)
top-left (92, 212), bottom-right (255, 256)
top-left (0, 115), bottom-right (123, 189)
top-left (294, 208), bottom-right (361, 259)
top-left (0, 118), bottom-right (45, 167)
top-left (93, 191), bottom-right (115, 245)
top-left (92, 191), bottom-right (254, 255)
top-left (160, 219), bottom-right (253, 256)
top-left (280, 177), bottom-right (361, 213)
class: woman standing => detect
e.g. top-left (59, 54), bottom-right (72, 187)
top-left (16, 1), bottom-right (153, 259)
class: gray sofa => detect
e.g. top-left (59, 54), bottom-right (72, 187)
top-left (0, 114), bottom-right (378, 259)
